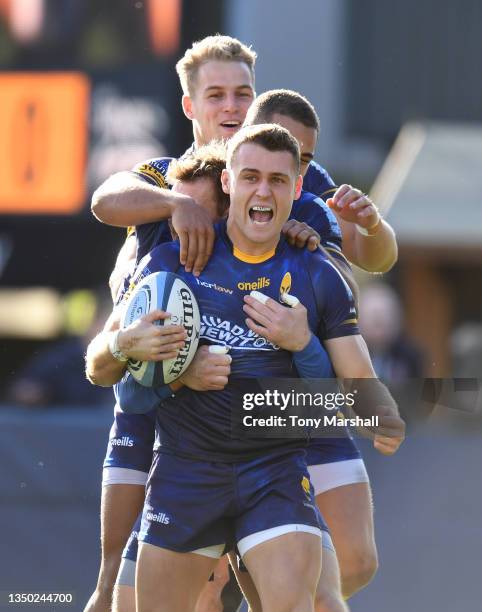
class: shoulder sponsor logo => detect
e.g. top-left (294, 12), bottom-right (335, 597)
top-left (146, 511), bottom-right (170, 525)
top-left (134, 163), bottom-right (168, 189)
top-left (195, 278), bottom-right (233, 295)
top-left (237, 277), bottom-right (270, 291)
top-left (110, 436), bottom-right (134, 447)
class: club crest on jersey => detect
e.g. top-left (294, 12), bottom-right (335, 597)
top-left (279, 272), bottom-right (292, 302)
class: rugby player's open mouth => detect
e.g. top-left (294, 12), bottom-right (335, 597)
top-left (220, 120), bottom-right (241, 131)
top-left (249, 205), bottom-right (274, 224)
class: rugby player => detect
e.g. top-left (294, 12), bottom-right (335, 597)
top-left (85, 37), bottom-right (258, 612)
top-left (88, 124), bottom-right (404, 612)
top-left (86, 34), bottom-right (398, 610)
top-left (242, 90), bottom-right (381, 600)
top-left (85, 36), bottom-right (321, 612)
top-left (88, 143), bottom-right (350, 612)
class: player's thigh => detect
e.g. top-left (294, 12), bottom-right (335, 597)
top-left (315, 481), bottom-right (376, 568)
top-left (315, 543), bottom-right (348, 612)
top-left (231, 533), bottom-right (340, 612)
top-left (101, 483), bottom-right (146, 555)
top-left (243, 532), bottom-right (322, 610)
top-left (136, 542), bottom-right (217, 612)
top-left (228, 551), bottom-right (262, 612)
top-left (194, 556), bottom-right (231, 612)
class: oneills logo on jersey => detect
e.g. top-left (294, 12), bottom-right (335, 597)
top-left (110, 436), bottom-right (134, 447)
top-left (146, 511), bottom-right (170, 525)
top-left (279, 272), bottom-right (292, 302)
top-left (237, 277), bottom-right (270, 291)
top-left (301, 476), bottom-right (311, 501)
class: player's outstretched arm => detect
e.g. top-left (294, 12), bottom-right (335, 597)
top-left (91, 171), bottom-right (192, 227)
top-left (243, 288), bottom-right (404, 454)
top-left (324, 335), bottom-right (405, 455)
top-left (85, 309), bottom-right (186, 387)
top-left (328, 185), bottom-right (398, 273)
top-left (92, 171), bottom-right (215, 276)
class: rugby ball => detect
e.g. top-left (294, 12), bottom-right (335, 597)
top-left (122, 271), bottom-right (200, 387)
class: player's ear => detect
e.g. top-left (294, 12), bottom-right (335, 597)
top-left (221, 169), bottom-right (231, 194)
top-left (182, 94), bottom-right (194, 120)
top-left (294, 174), bottom-right (303, 200)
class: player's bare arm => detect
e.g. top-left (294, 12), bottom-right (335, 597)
top-left (243, 293), bottom-right (404, 455)
top-left (85, 309), bottom-right (186, 387)
top-left (92, 171), bottom-right (215, 274)
top-left (92, 171), bottom-right (199, 227)
top-left (108, 233), bottom-right (137, 301)
top-left (324, 334), bottom-right (405, 455)
top-left (328, 184), bottom-right (398, 273)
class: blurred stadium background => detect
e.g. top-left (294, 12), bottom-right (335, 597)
top-left (0, 1), bottom-right (481, 610)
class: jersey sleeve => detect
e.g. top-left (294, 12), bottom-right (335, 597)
top-left (114, 371), bottom-right (173, 414)
top-left (126, 157), bottom-right (176, 257)
top-left (119, 242), bottom-right (181, 305)
top-left (130, 157), bottom-right (174, 189)
top-left (135, 221), bottom-right (173, 263)
top-left (303, 161), bottom-right (338, 201)
top-left (291, 192), bottom-right (343, 253)
top-left (308, 252), bottom-right (359, 340)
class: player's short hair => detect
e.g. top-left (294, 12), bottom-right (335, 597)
top-left (244, 89), bottom-right (320, 134)
top-left (176, 35), bottom-right (257, 96)
top-left (166, 142), bottom-right (229, 218)
top-left (226, 123), bottom-right (300, 174)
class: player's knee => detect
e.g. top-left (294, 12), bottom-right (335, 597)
top-left (340, 550), bottom-right (378, 598)
top-left (315, 572), bottom-right (348, 612)
top-left (263, 591), bottom-right (313, 612)
top-left (314, 590), bottom-right (348, 612)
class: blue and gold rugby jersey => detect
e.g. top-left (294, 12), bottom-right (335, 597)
top-left (129, 157), bottom-right (175, 261)
top-left (130, 153), bottom-right (342, 262)
top-left (304, 160), bottom-right (338, 203)
top-left (130, 220), bottom-right (358, 463)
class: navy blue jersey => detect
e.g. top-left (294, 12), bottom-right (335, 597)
top-left (129, 221), bottom-right (358, 462)
top-left (291, 191), bottom-right (342, 253)
top-left (304, 160), bottom-right (338, 202)
top-left (130, 157), bottom-right (175, 261)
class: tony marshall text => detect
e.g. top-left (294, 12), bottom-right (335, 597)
top-left (242, 415), bottom-right (380, 428)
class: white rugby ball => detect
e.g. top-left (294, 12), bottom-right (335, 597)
top-left (122, 271), bottom-right (200, 387)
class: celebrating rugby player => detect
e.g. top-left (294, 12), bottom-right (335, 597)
top-left (85, 34), bottom-right (398, 612)
top-left (88, 124), bottom-right (404, 612)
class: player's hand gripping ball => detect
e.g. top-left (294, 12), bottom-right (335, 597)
top-left (122, 272), bottom-right (200, 386)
